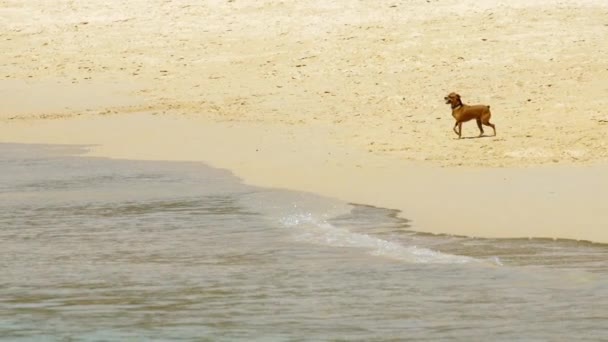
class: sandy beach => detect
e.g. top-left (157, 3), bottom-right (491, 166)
top-left (2, 0), bottom-right (608, 242)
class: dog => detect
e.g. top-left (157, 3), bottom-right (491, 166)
top-left (444, 92), bottom-right (496, 139)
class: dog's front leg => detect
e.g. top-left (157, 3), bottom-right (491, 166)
top-left (453, 122), bottom-right (461, 138)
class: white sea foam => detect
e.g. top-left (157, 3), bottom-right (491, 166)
top-left (280, 213), bottom-right (476, 264)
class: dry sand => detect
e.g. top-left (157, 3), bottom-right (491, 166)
top-left (1, 0), bottom-right (608, 242)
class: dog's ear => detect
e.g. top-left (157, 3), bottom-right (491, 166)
top-left (455, 93), bottom-right (461, 99)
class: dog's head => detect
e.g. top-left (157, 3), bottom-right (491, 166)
top-left (444, 92), bottom-right (461, 106)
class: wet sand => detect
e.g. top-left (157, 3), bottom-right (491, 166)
top-left (1, 0), bottom-right (608, 242)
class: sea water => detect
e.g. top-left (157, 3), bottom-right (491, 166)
top-left (1, 144), bottom-right (607, 341)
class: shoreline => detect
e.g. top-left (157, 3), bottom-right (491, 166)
top-left (2, 113), bottom-right (607, 244)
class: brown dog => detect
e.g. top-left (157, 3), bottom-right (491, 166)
top-left (444, 92), bottom-right (496, 139)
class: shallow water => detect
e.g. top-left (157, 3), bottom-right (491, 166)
top-left (1, 144), bottom-right (607, 341)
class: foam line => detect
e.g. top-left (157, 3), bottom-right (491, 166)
top-left (280, 213), bottom-right (477, 264)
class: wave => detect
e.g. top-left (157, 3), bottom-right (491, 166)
top-left (280, 212), bottom-right (477, 264)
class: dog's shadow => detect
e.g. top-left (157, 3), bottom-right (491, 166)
top-left (458, 135), bottom-right (494, 140)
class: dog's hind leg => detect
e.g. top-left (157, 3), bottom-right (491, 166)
top-left (482, 120), bottom-right (496, 136)
top-left (476, 118), bottom-right (484, 137)
top-left (481, 113), bottom-right (496, 136)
